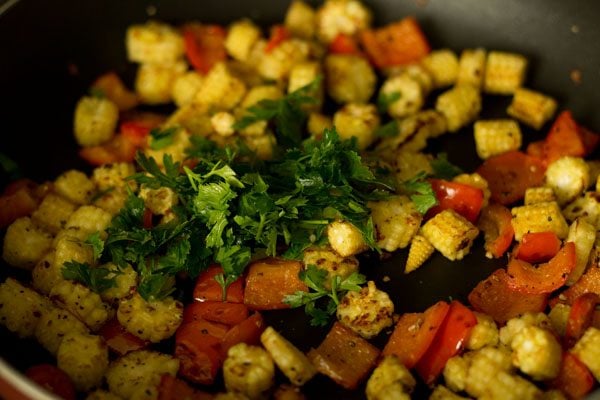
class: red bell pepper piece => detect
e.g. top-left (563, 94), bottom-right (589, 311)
top-left (476, 150), bottom-right (546, 205)
top-left (221, 312), bottom-right (266, 356)
top-left (416, 301), bottom-right (477, 384)
top-left (550, 352), bottom-right (595, 400)
top-left (328, 33), bottom-right (361, 55)
top-left (478, 203), bottom-right (514, 258)
top-left (183, 24), bottom-right (226, 74)
top-left (120, 121), bottom-right (152, 148)
top-left (193, 265), bottom-right (245, 303)
top-left (0, 186), bottom-right (39, 228)
top-left (565, 293), bottom-right (600, 348)
top-left (507, 242), bottom-right (576, 294)
top-left (552, 266), bottom-right (600, 306)
top-left (79, 134), bottom-right (137, 166)
top-left (183, 301), bottom-right (249, 326)
top-left (157, 374), bottom-right (213, 400)
top-left (468, 269), bottom-right (548, 324)
top-left (25, 364), bottom-right (76, 400)
top-left (382, 301), bottom-right (450, 368)
top-left (92, 72), bottom-right (139, 111)
top-left (543, 110), bottom-right (599, 164)
top-left (265, 25), bottom-right (290, 53)
top-left (427, 179), bottom-right (484, 223)
top-left (99, 318), bottom-right (149, 356)
top-left (514, 231), bottom-right (561, 263)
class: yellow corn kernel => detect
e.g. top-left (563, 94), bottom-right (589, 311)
top-left (456, 48), bottom-right (486, 88)
top-left (473, 119), bottom-right (522, 159)
top-left (545, 156), bottom-right (590, 205)
top-left (484, 51), bottom-right (528, 94)
top-left (465, 312), bottom-right (499, 350)
top-left (74, 97), bottom-right (119, 147)
top-left (421, 49), bottom-right (459, 88)
top-left (2, 217), bottom-right (53, 269)
top-left (510, 201), bottom-right (569, 241)
top-left (368, 195), bottom-right (422, 252)
top-left (421, 209), bottom-right (479, 261)
top-left (405, 234), bottom-right (434, 274)
top-left (435, 85), bottom-right (481, 132)
top-left (379, 74), bottom-right (425, 118)
top-left (50, 280), bottom-right (113, 332)
top-left (507, 88), bottom-right (557, 130)
top-left (524, 187), bottom-right (556, 206)
top-left (563, 192), bottom-right (600, 226)
top-left (0, 278), bottom-right (53, 338)
top-left (54, 170), bottom-right (96, 205)
top-left (117, 293), bottom-right (183, 343)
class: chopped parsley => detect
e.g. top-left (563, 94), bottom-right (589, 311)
top-left (399, 171), bottom-right (438, 214)
top-left (377, 91), bottom-right (401, 114)
top-left (149, 127), bottom-right (179, 150)
top-left (62, 261), bottom-right (116, 293)
top-left (375, 120), bottom-right (399, 138)
top-left (431, 153), bottom-right (463, 180)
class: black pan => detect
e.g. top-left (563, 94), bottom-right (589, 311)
top-left (1, 0), bottom-right (599, 399)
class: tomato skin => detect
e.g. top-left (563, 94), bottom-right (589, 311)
top-left (565, 293), bottom-right (600, 348)
top-left (328, 33), bottom-right (361, 55)
top-left (183, 301), bottom-right (249, 326)
top-left (427, 179), bottom-right (484, 223)
top-left (478, 203), bottom-right (514, 258)
top-left (25, 364), bottom-right (76, 400)
top-left (99, 318), bottom-right (148, 356)
top-left (265, 25), bottom-right (290, 53)
top-left (507, 242), bottom-right (576, 294)
top-left (383, 301), bottom-right (450, 368)
top-left (476, 150), bottom-right (546, 205)
top-left (193, 265), bottom-right (245, 303)
top-left (550, 352), bottom-right (595, 400)
top-left (120, 121), bottom-right (152, 147)
top-left (183, 24), bottom-right (226, 74)
top-left (514, 231), bottom-right (561, 263)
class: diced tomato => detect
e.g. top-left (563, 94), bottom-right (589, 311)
top-left (416, 301), bottom-right (477, 384)
top-left (552, 266), bottom-right (600, 306)
top-left (307, 322), bottom-right (380, 390)
top-left (157, 374), bottom-right (213, 400)
top-left (221, 312), bottom-right (265, 356)
top-left (243, 258), bottom-right (308, 310)
top-left (427, 179), bottom-right (484, 223)
top-left (328, 33), bottom-right (361, 55)
top-left (265, 25), bottom-right (290, 53)
top-left (468, 269), bottom-right (548, 324)
top-left (476, 151), bottom-right (546, 205)
top-left (3, 178), bottom-right (37, 196)
top-left (183, 24), bottom-right (226, 74)
top-left (193, 265), bottom-right (245, 303)
top-left (383, 301), bottom-right (450, 368)
top-left (565, 293), bottom-right (600, 348)
top-left (79, 134), bottom-right (137, 166)
top-left (360, 17), bottom-right (430, 68)
top-left (550, 352), bottom-right (595, 400)
top-left (543, 110), bottom-right (599, 164)
top-left (507, 242), bottom-right (576, 294)
top-left (25, 364), bottom-right (76, 400)
top-left (183, 301), bottom-right (249, 326)
top-left (120, 122), bottom-right (151, 148)
top-left (99, 318), bottom-right (148, 356)
top-left (175, 319), bottom-right (229, 385)
top-left (91, 72), bottom-right (138, 111)
top-left (514, 232), bottom-right (561, 264)
top-left (478, 203), bottom-right (514, 258)
top-left (0, 186), bottom-right (39, 228)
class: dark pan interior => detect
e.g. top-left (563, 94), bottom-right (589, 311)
top-left (1, 0), bottom-right (600, 398)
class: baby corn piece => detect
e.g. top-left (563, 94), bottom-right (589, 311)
top-left (32, 193), bottom-right (77, 234)
top-left (57, 332), bottom-right (109, 391)
top-left (507, 88), bottom-right (557, 130)
top-left (74, 97), bottom-right (119, 147)
top-left (421, 209), bottom-right (479, 261)
top-left (510, 201), bottom-right (569, 241)
top-left (50, 280), bottom-right (113, 332)
top-left (572, 327), bottom-right (600, 381)
top-left (473, 119), bottom-right (522, 159)
top-left (405, 234), bottom-right (434, 273)
top-left (453, 173), bottom-right (490, 208)
top-left (284, 0), bottom-right (316, 39)
top-left (435, 85), bottom-right (481, 132)
top-left (484, 51), bottom-right (527, 94)
top-left (35, 307), bottom-right (89, 355)
top-left (54, 170), bottom-right (96, 205)
top-left (545, 156), bottom-right (590, 205)
top-left (225, 19), bottom-right (262, 62)
top-left (379, 74), bottom-right (425, 118)
top-left (2, 217), bottom-right (53, 269)
top-left (524, 187), bottom-right (556, 206)
top-left (565, 218), bottom-right (596, 285)
top-left (562, 192), bottom-right (600, 226)
top-left (421, 49), bottom-right (459, 88)
top-left (366, 355), bottom-right (416, 400)
top-left (0, 278), bottom-right (53, 338)
top-left (456, 48), bottom-right (486, 88)
top-left (126, 21), bottom-right (184, 65)
top-left (368, 195), bottom-right (422, 252)
top-left (117, 293), bottom-right (183, 343)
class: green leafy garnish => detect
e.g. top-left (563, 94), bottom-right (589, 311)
top-left (377, 91), bottom-right (401, 114)
top-left (430, 153), bottom-right (463, 180)
top-left (89, 87), bottom-right (106, 99)
top-left (283, 265), bottom-right (366, 326)
top-left (399, 171), bottom-right (438, 214)
top-left (375, 120), bottom-right (399, 138)
top-left (62, 261), bottom-right (116, 293)
top-left (149, 127), bottom-right (179, 150)
top-left (85, 232), bottom-right (105, 261)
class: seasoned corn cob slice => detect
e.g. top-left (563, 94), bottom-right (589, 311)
top-left (195, 62), bottom-right (247, 110)
top-left (139, 186), bottom-right (178, 216)
top-left (429, 385), bottom-right (469, 400)
top-left (315, 0), bottom-right (372, 43)
top-left (327, 220), bottom-right (368, 257)
top-left (333, 103), bottom-right (380, 150)
top-left (105, 350), bottom-right (179, 399)
top-left (405, 234), bottom-right (434, 274)
top-left (464, 347), bottom-right (513, 397)
top-left (54, 170), bottom-right (96, 205)
top-left (510, 325), bottom-right (562, 380)
top-left (548, 303), bottom-right (570, 337)
top-left (92, 162), bottom-right (137, 191)
top-left (465, 312), bottom-right (499, 351)
top-left (65, 205), bottom-right (113, 239)
top-left (135, 61), bottom-right (187, 105)
top-left (482, 370), bottom-right (542, 400)
top-left (379, 74), bottom-right (424, 118)
top-left (85, 390), bottom-right (123, 400)
top-left (35, 307), bottom-right (89, 355)
top-left (368, 195), bottom-right (422, 252)
top-left (0, 278), bottom-right (53, 338)
top-left (498, 312), bottom-right (552, 346)
top-left (443, 355), bottom-right (470, 393)
top-left (171, 71), bottom-right (204, 107)
top-left (572, 327), bottom-right (600, 381)
top-left (225, 19), bottom-right (262, 62)
top-left (366, 355), bottom-right (415, 400)
top-left (53, 233), bottom-right (95, 272)
top-left (484, 51), bottom-right (528, 94)
top-left (565, 218), bottom-right (596, 285)
top-left (273, 385), bottom-right (307, 400)
top-left (510, 201), bottom-right (569, 241)
top-left (473, 119), bottom-right (522, 159)
top-left (241, 85), bottom-right (284, 109)
top-left (2, 217), bottom-right (53, 269)
top-left (57, 332), bottom-right (109, 391)
top-left (337, 281), bottom-right (394, 339)
top-left (524, 187), bottom-right (556, 206)
top-left (545, 156), bottom-right (590, 205)
top-left (32, 193), bottom-right (77, 234)
top-left (385, 64), bottom-right (434, 94)
top-left (325, 54), bottom-right (376, 104)
top-left (257, 39), bottom-right (310, 82)
top-left (126, 22), bottom-right (184, 65)
top-left (285, 0), bottom-right (316, 39)
top-left (563, 192), bottom-right (600, 226)
top-left (421, 49), bottom-right (459, 88)
top-left (394, 151), bottom-right (434, 183)
top-left (32, 251), bottom-right (62, 295)
top-left (421, 209), bottom-right (479, 261)
top-left (50, 280), bottom-right (114, 332)
top-left (288, 61), bottom-right (323, 110)
top-left (117, 293), bottom-right (183, 343)
top-left (453, 173), bottom-right (491, 208)
top-left (211, 111), bottom-right (236, 137)
top-left (507, 87), bottom-right (557, 130)
top-left (260, 327), bottom-right (317, 386)
top-left (223, 343), bottom-right (275, 399)
top-left (74, 96), bottom-right (119, 147)
top-left (456, 48), bottom-right (486, 88)
top-left (100, 263), bottom-right (138, 304)
top-left (302, 247), bottom-right (359, 290)
top-left (435, 85), bottom-right (481, 132)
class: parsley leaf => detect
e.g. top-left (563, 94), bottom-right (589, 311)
top-left (85, 232), bottom-right (104, 261)
top-left (430, 153), bottom-right (463, 180)
top-left (283, 265), bottom-right (366, 326)
top-left (149, 127), bottom-right (179, 150)
top-left (375, 120), bottom-right (399, 138)
top-left (89, 87), bottom-right (106, 99)
top-left (399, 171), bottom-right (438, 214)
top-left (377, 91), bottom-right (401, 114)
top-left (62, 261), bottom-right (116, 293)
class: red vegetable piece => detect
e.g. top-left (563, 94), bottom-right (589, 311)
top-left (476, 150), bottom-right (546, 205)
top-left (552, 266), bottom-right (600, 306)
top-left (550, 352), bottom-right (595, 400)
top-left (92, 72), bottom-right (139, 111)
top-left (175, 319), bottom-right (229, 385)
top-left (120, 121), bottom-right (152, 148)
top-left (328, 33), bottom-right (361, 55)
top-left (514, 231), bottom-right (561, 263)
top-left (243, 258), bottom-right (308, 310)
top-left (565, 293), bottom-right (600, 348)
top-left (25, 364), bottom-right (76, 400)
top-left (193, 265), bottom-right (245, 303)
top-left (265, 25), bottom-right (290, 53)
top-left (478, 203), bottom-right (514, 258)
top-left (157, 374), bottom-right (213, 400)
top-left (183, 301), bottom-right (249, 326)
top-left (543, 110), bottom-right (598, 164)
top-left (221, 312), bottom-right (266, 356)
top-left (183, 24), bottom-right (226, 74)
top-left (416, 301), bottom-right (477, 384)
top-left (427, 179), bottom-right (484, 223)
top-left (382, 301), bottom-right (450, 368)
top-left (0, 187), bottom-right (39, 228)
top-left (468, 269), bottom-right (548, 324)
top-left (307, 322), bottom-right (380, 390)
top-left (98, 318), bottom-right (149, 356)
top-left (79, 134), bottom-right (137, 166)
top-left (507, 242), bottom-right (576, 294)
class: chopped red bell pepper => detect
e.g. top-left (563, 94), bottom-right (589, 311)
top-left (468, 269), bottom-right (548, 324)
top-left (565, 293), bottom-right (600, 348)
top-left (543, 110), bottom-right (599, 164)
top-left (552, 266), bottom-right (600, 306)
top-left (550, 352), bottom-right (595, 400)
top-left (507, 242), bottom-right (576, 294)
top-left (328, 33), bottom-right (361, 55)
top-left (25, 364), bottom-right (76, 400)
top-left (514, 231), bottom-right (561, 264)
top-left (99, 318), bottom-right (149, 356)
top-left (415, 301), bottom-right (477, 384)
top-left (193, 265), bottom-right (245, 303)
top-left (427, 179), bottom-right (484, 223)
top-left (478, 203), bottom-right (514, 258)
top-left (0, 186), bottom-right (39, 228)
top-left (221, 312), bottom-right (265, 356)
top-left (476, 150), bottom-right (546, 205)
top-left (382, 301), bottom-right (450, 368)
top-left (183, 301), bottom-right (249, 326)
top-left (79, 134), bottom-right (137, 166)
top-left (157, 374), bottom-right (213, 400)
top-left (92, 72), bottom-right (139, 111)
top-left (265, 25), bottom-right (290, 53)
top-left (183, 24), bottom-right (227, 74)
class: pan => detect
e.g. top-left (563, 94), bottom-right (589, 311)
top-left (0, 0), bottom-right (599, 398)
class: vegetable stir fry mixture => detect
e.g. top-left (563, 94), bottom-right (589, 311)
top-left (2, 1), bottom-right (600, 399)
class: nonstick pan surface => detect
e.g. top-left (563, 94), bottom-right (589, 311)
top-left (1, 0), bottom-right (600, 399)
